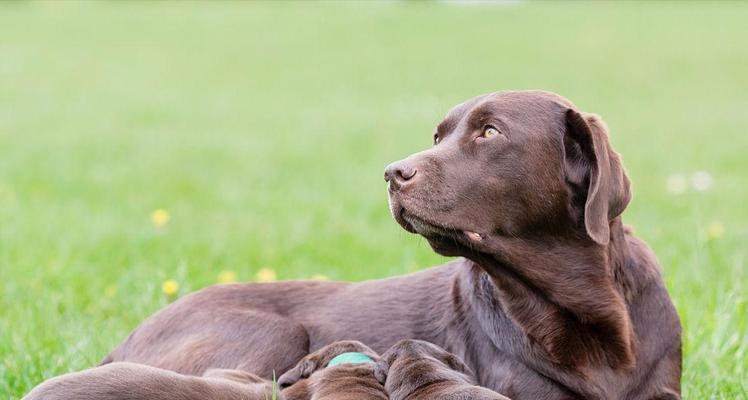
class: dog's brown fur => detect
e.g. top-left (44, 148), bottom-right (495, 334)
top-left (23, 362), bottom-right (273, 400)
top-left (279, 341), bottom-right (387, 400)
top-left (32, 91), bottom-right (680, 400)
top-left (23, 341), bottom-right (387, 400)
top-left (379, 339), bottom-right (510, 400)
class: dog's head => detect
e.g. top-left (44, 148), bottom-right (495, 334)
top-left (377, 339), bottom-right (475, 397)
top-left (385, 90), bottom-right (630, 256)
top-left (278, 340), bottom-right (383, 391)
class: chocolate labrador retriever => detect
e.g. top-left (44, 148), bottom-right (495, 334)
top-left (92, 90), bottom-right (680, 400)
top-left (23, 363), bottom-right (274, 400)
top-left (279, 340), bottom-right (387, 400)
top-left (379, 339), bottom-right (509, 400)
top-left (23, 341), bottom-right (385, 400)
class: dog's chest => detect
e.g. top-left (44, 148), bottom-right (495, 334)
top-left (475, 355), bottom-right (577, 400)
top-left (451, 277), bottom-right (581, 399)
top-left (455, 332), bottom-right (574, 399)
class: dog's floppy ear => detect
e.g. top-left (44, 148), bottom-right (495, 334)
top-left (277, 359), bottom-right (317, 389)
top-left (564, 109), bottom-right (631, 245)
top-left (435, 351), bottom-right (476, 383)
top-left (278, 341), bottom-right (381, 389)
top-left (373, 359), bottom-right (389, 385)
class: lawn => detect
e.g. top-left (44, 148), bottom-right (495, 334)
top-left (0, 1), bottom-right (746, 398)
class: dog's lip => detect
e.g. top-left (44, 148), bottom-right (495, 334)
top-left (400, 209), bottom-right (447, 236)
top-left (399, 209), bottom-right (483, 242)
top-left (396, 207), bottom-right (417, 233)
top-left (389, 192), bottom-right (483, 240)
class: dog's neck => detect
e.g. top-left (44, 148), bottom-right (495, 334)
top-left (466, 217), bottom-right (640, 371)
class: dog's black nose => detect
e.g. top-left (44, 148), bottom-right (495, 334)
top-left (384, 161), bottom-right (417, 190)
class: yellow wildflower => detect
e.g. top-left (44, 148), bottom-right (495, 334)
top-left (217, 270), bottom-right (237, 284)
top-left (707, 221), bottom-right (725, 240)
top-left (255, 268), bottom-right (277, 283)
top-left (162, 279), bottom-right (179, 296)
top-left (104, 285), bottom-right (118, 298)
top-left (151, 209), bottom-right (170, 227)
top-left (311, 274), bottom-right (329, 281)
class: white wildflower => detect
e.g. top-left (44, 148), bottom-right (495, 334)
top-left (691, 171), bottom-right (713, 192)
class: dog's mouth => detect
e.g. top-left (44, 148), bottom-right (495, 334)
top-left (395, 207), bottom-right (483, 244)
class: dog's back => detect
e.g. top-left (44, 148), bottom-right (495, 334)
top-left (23, 362), bottom-right (272, 400)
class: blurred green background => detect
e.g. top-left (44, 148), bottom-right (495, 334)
top-left (1, 1), bottom-right (746, 398)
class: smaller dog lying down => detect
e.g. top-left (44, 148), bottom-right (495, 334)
top-left (23, 341), bottom-right (386, 400)
top-left (279, 340), bottom-right (387, 400)
top-left (24, 339), bottom-right (508, 400)
top-left (22, 362), bottom-right (273, 400)
top-left (379, 339), bottom-right (511, 400)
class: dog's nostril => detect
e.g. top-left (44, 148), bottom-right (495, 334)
top-left (398, 167), bottom-right (417, 181)
top-left (385, 162), bottom-right (417, 189)
top-left (384, 163), bottom-right (399, 183)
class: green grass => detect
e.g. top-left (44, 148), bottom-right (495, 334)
top-left (1, 1), bottom-right (746, 398)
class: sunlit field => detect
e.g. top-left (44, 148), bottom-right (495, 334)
top-left (1, 1), bottom-right (746, 398)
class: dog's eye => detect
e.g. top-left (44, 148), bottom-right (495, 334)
top-left (482, 126), bottom-right (500, 138)
top-left (433, 133), bottom-right (440, 145)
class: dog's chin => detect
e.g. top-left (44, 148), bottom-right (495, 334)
top-left (424, 235), bottom-right (468, 257)
top-left (393, 207), bottom-right (482, 257)
top-left (402, 213), bottom-right (455, 239)
top-left (391, 203), bottom-right (417, 234)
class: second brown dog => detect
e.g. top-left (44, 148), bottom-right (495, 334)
top-left (379, 339), bottom-right (511, 400)
top-left (280, 340), bottom-right (387, 400)
top-left (23, 341), bottom-right (386, 400)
